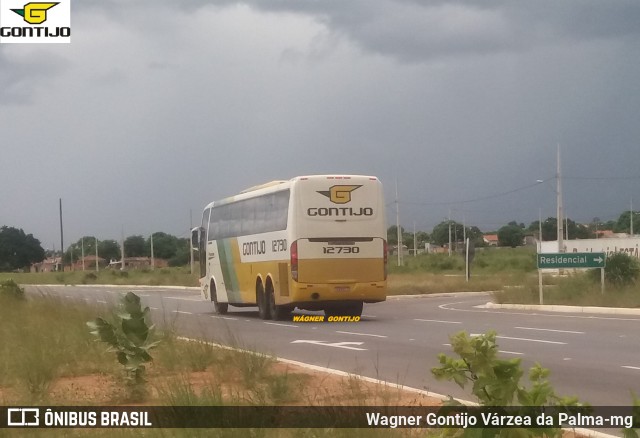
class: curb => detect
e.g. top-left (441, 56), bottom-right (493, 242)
top-left (389, 291), bottom-right (492, 299)
top-left (481, 302), bottom-right (640, 316)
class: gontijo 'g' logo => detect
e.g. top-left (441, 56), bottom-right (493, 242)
top-left (11, 2), bottom-right (59, 25)
top-left (317, 185), bottom-right (362, 204)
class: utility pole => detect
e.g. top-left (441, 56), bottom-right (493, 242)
top-left (448, 209), bottom-right (452, 257)
top-left (190, 210), bottom-right (194, 274)
top-left (413, 222), bottom-right (416, 257)
top-left (81, 237), bottom-right (85, 271)
top-left (631, 199), bottom-right (634, 236)
top-left (556, 144), bottom-right (564, 253)
top-left (396, 179), bottom-right (402, 266)
top-left (150, 232), bottom-right (155, 271)
top-left (95, 238), bottom-right (99, 272)
top-left (59, 198), bottom-right (64, 272)
top-left (121, 226), bottom-right (125, 270)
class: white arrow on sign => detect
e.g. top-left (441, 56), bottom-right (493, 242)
top-left (291, 340), bottom-right (367, 351)
top-left (594, 257), bottom-right (603, 264)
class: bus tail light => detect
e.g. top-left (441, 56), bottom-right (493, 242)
top-left (383, 239), bottom-right (388, 280)
top-left (291, 240), bottom-right (298, 281)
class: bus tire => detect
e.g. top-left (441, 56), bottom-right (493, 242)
top-left (211, 281), bottom-right (228, 314)
top-left (345, 301), bottom-right (363, 317)
top-left (257, 282), bottom-right (270, 320)
top-left (267, 283), bottom-right (290, 321)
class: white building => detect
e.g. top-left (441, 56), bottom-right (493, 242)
top-left (539, 237), bottom-right (640, 259)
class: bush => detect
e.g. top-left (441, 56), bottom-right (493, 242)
top-left (87, 292), bottom-right (160, 400)
top-left (0, 279), bottom-right (25, 300)
top-left (82, 272), bottom-right (97, 284)
top-left (589, 253), bottom-right (640, 287)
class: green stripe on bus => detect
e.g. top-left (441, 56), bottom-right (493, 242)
top-left (218, 239), bottom-right (240, 302)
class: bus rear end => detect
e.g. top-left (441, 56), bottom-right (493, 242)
top-left (289, 175), bottom-right (387, 316)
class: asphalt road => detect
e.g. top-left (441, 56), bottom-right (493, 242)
top-left (25, 284), bottom-right (640, 407)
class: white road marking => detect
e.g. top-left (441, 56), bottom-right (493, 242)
top-left (211, 315), bottom-right (238, 321)
top-left (97, 300), bottom-right (107, 304)
top-left (150, 307), bottom-right (159, 310)
top-left (499, 350), bottom-right (523, 356)
top-left (515, 326), bottom-right (584, 334)
top-left (470, 334), bottom-right (566, 345)
top-left (621, 366), bottom-right (640, 370)
top-left (291, 340), bottom-right (366, 351)
top-left (264, 322), bottom-right (298, 328)
top-left (414, 318), bottom-right (462, 324)
top-left (361, 314), bottom-right (377, 318)
top-left (165, 296), bottom-right (201, 302)
top-left (172, 310), bottom-right (193, 315)
top-left (440, 301), bottom-right (640, 321)
top-left (336, 331), bottom-right (387, 338)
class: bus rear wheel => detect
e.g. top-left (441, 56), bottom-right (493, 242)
top-left (325, 302), bottom-right (363, 318)
top-left (267, 285), bottom-right (290, 321)
top-left (344, 301), bottom-right (363, 317)
top-left (257, 283), bottom-right (270, 320)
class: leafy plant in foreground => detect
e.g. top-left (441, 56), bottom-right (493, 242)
top-left (432, 331), bottom-right (584, 438)
top-left (87, 292), bottom-right (160, 398)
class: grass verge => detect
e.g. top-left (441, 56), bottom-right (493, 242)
top-left (0, 291), bottom-right (441, 437)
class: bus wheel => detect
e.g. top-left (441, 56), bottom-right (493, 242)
top-left (345, 301), bottom-right (363, 317)
top-left (257, 282), bottom-right (270, 320)
top-left (267, 285), bottom-right (290, 321)
top-left (211, 282), bottom-right (228, 314)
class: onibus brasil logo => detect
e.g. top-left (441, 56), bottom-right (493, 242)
top-left (1, 1), bottom-right (70, 41)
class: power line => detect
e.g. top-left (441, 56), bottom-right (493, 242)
top-left (399, 176), bottom-right (554, 206)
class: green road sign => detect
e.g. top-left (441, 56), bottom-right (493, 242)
top-left (537, 252), bottom-right (606, 269)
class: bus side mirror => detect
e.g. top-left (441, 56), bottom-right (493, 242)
top-left (191, 227), bottom-right (202, 250)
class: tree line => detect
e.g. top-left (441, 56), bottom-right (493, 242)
top-left (389, 209), bottom-right (640, 249)
top-left (2, 209), bottom-right (638, 271)
top-left (0, 227), bottom-right (190, 272)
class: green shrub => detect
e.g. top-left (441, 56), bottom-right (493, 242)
top-left (0, 279), bottom-right (25, 300)
top-left (87, 292), bottom-right (160, 400)
top-left (432, 331), bottom-right (584, 437)
top-left (82, 272), bottom-right (98, 284)
top-left (590, 253), bottom-right (640, 287)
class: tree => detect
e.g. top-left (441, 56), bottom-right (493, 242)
top-left (430, 221), bottom-right (465, 247)
top-left (169, 238), bottom-right (191, 267)
top-left (98, 240), bottom-right (121, 262)
top-left (63, 236), bottom-right (98, 264)
top-left (529, 217), bottom-right (593, 241)
top-left (124, 235), bottom-right (148, 257)
top-left (497, 224), bottom-right (525, 248)
top-left (614, 210), bottom-right (640, 234)
top-left (147, 232), bottom-right (180, 260)
top-left (0, 226), bottom-right (45, 271)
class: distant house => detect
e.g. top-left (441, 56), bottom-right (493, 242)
top-left (72, 256), bottom-right (107, 270)
top-left (108, 257), bottom-right (169, 270)
top-left (30, 257), bottom-right (62, 273)
top-left (483, 234), bottom-right (499, 247)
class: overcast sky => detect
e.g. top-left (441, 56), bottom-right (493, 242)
top-left (2, 0), bottom-right (639, 249)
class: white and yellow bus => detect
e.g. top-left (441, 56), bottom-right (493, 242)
top-left (191, 175), bottom-right (387, 320)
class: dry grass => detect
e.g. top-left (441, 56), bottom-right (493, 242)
top-left (387, 272), bottom-right (527, 295)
